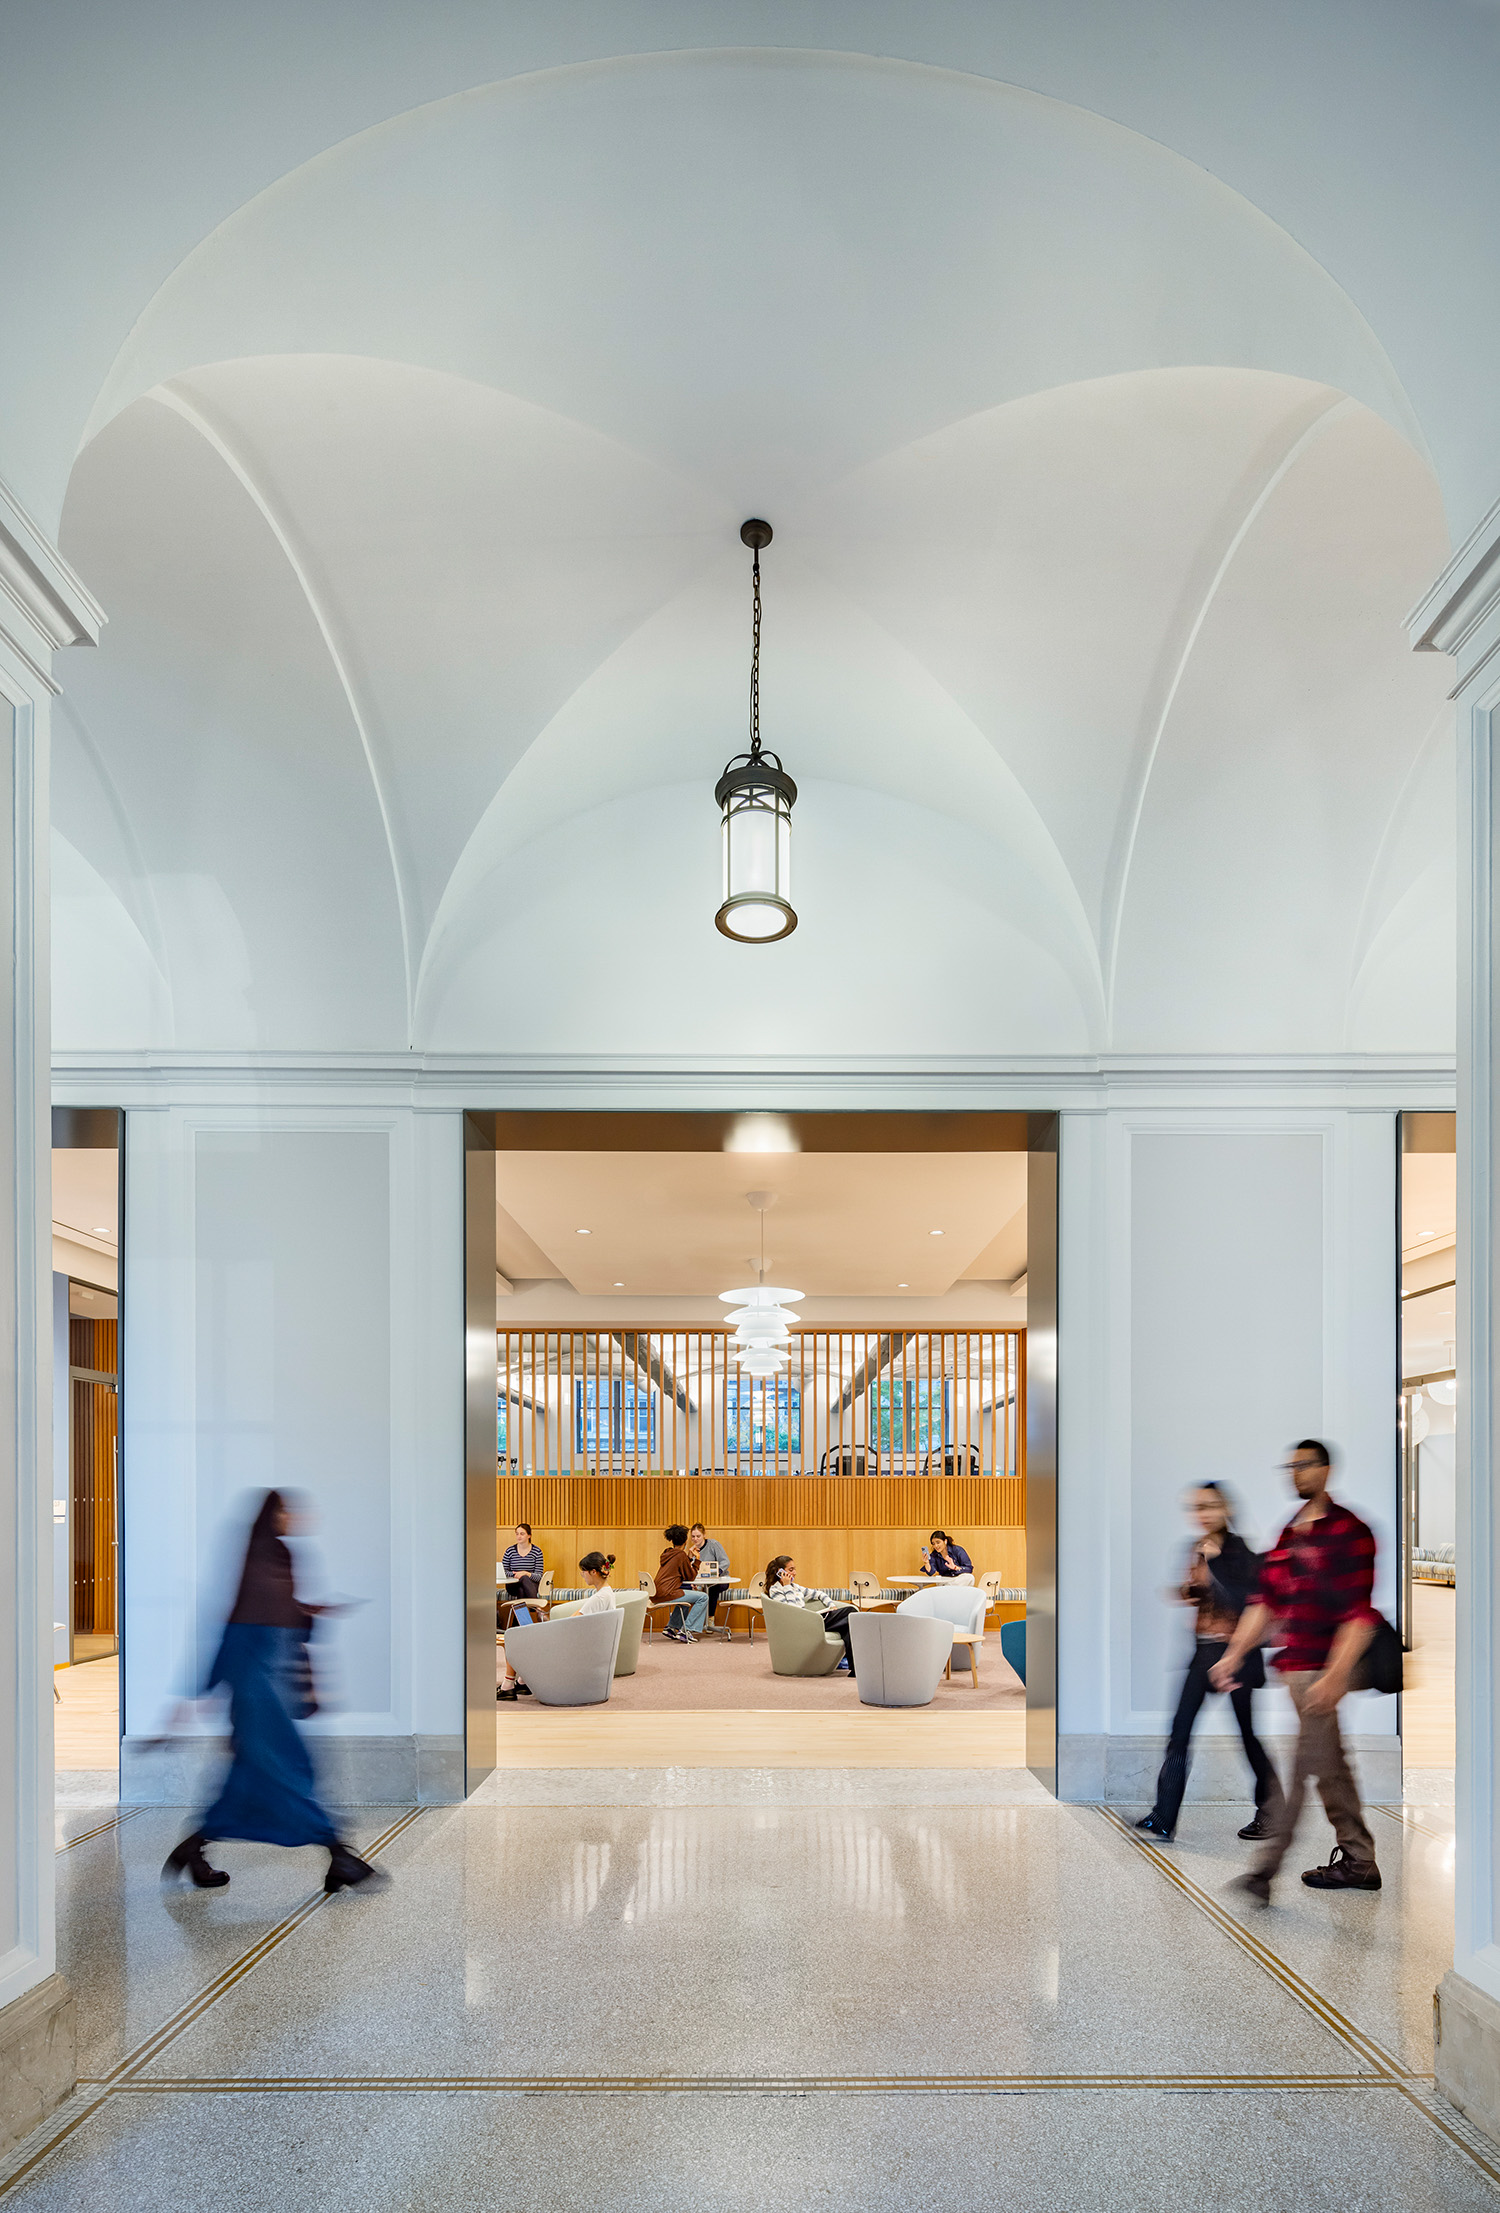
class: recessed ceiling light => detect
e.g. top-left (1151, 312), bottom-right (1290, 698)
top-left (897, 1282), bottom-right (909, 1289)
top-left (613, 1281), bottom-right (624, 1288)
top-left (576, 1229), bottom-right (591, 1236)
top-left (930, 1229), bottom-right (944, 1237)
top-left (92, 1224), bottom-right (109, 1233)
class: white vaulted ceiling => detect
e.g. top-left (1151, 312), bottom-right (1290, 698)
top-left (48, 50), bottom-right (1455, 1060)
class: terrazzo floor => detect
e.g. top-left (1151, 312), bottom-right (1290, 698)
top-left (6, 1765), bottom-right (1494, 2210)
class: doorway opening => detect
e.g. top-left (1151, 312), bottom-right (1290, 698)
top-left (51, 1107), bottom-right (123, 1794)
top-left (464, 1110), bottom-right (1057, 1786)
top-left (1399, 1111), bottom-right (1455, 1779)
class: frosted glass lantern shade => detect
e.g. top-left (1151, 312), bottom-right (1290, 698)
top-left (715, 757), bottom-right (796, 942)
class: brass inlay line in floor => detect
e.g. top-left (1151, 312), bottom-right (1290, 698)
top-left (1099, 1808), bottom-right (1500, 2197)
top-left (1097, 1808), bottom-right (1410, 2079)
top-left (119, 2071), bottom-right (1394, 2096)
top-left (0, 1808), bottom-right (425, 2202)
top-left (1371, 1803), bottom-right (1454, 1845)
top-left (55, 1808), bottom-right (144, 1854)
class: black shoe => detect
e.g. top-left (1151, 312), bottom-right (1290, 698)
top-left (498, 1684), bottom-right (518, 1700)
top-left (1134, 1814), bottom-right (1174, 1839)
top-left (1301, 1846), bottom-right (1381, 1891)
top-left (1238, 1812), bottom-right (1271, 1841)
top-left (1232, 1870), bottom-right (1273, 1907)
top-left (517, 1682), bottom-right (532, 1695)
top-left (162, 1831), bottom-right (229, 1889)
top-left (325, 1842), bottom-right (387, 1895)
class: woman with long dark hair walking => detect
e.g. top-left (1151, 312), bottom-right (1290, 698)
top-left (1136, 1481), bottom-right (1283, 1843)
top-left (163, 1489), bottom-right (384, 1895)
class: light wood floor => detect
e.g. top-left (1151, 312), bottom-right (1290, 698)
top-left (494, 1708), bottom-right (1028, 1768)
top-left (54, 1656), bottom-right (120, 1770)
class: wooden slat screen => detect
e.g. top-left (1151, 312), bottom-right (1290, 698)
top-left (496, 1327), bottom-right (1025, 1593)
top-left (497, 1326), bottom-right (1023, 1486)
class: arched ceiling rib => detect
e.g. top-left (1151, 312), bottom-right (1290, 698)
top-left (149, 378), bottom-right (418, 1022)
top-left (1099, 390), bottom-right (1355, 1021)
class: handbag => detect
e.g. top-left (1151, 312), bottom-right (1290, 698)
top-left (1348, 1613), bottom-right (1403, 1695)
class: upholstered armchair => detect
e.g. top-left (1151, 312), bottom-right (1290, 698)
top-left (761, 1599), bottom-right (844, 1677)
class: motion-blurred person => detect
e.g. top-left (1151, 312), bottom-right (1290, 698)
top-left (765, 1554), bottom-right (858, 1676)
top-left (1135, 1482), bottom-right (1281, 1843)
top-left (921, 1531), bottom-right (974, 1580)
top-left (501, 1522), bottom-right (544, 1625)
top-left (162, 1490), bottom-right (382, 1896)
top-left (1212, 1440), bottom-right (1382, 1901)
top-left (655, 1525), bottom-right (708, 1642)
top-left (500, 1550), bottom-right (616, 1698)
top-left (688, 1521), bottom-right (730, 1620)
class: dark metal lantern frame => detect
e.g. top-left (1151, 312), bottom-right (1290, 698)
top-left (715, 519), bottom-right (798, 943)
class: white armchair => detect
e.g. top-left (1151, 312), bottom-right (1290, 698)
top-left (504, 1608), bottom-right (624, 1705)
top-left (897, 1584), bottom-right (987, 1674)
top-left (849, 1613), bottom-right (954, 1707)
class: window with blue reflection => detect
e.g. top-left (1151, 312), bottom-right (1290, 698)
top-left (874, 1381), bottom-right (951, 1454)
top-left (576, 1378), bottom-right (656, 1457)
top-left (725, 1376), bottom-right (800, 1458)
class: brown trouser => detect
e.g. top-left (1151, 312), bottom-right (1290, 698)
top-left (1252, 1670), bottom-right (1377, 1877)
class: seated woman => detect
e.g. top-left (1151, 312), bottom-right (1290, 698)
top-left (764, 1554), bottom-right (858, 1677)
top-left (654, 1525), bottom-right (708, 1643)
top-left (499, 1550), bottom-right (615, 1700)
top-left (500, 1522), bottom-right (544, 1627)
top-left (920, 1530), bottom-right (974, 1581)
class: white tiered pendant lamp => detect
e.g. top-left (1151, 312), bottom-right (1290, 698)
top-left (721, 1190), bottom-right (802, 1373)
top-left (718, 1286), bottom-right (804, 1376)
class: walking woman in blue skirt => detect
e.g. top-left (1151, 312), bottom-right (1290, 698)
top-left (164, 1490), bottom-right (383, 1896)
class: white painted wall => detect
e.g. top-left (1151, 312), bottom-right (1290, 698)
top-left (1058, 1107), bottom-right (1401, 1798)
top-left (121, 1107), bottom-right (464, 1785)
top-left (1418, 1432), bottom-right (1456, 1551)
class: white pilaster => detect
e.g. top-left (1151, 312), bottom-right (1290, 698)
top-left (0, 480), bottom-right (101, 2144)
top-left (1411, 500), bottom-right (1500, 2125)
top-left (1057, 1104), bottom-right (1401, 1803)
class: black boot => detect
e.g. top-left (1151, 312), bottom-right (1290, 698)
top-left (162, 1831), bottom-right (229, 1888)
top-left (324, 1840), bottom-right (385, 1895)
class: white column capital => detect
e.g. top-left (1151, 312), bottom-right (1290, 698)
top-left (0, 476), bottom-right (103, 694)
top-left (1409, 494), bottom-right (1500, 699)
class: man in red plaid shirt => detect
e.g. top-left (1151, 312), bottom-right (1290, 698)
top-left (1210, 1439), bottom-right (1380, 1902)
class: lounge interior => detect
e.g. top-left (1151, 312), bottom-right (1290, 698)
top-left (1401, 1113), bottom-right (1457, 1770)
top-left (51, 1138), bottom-right (123, 1788)
top-left (489, 1112), bottom-right (1031, 1762)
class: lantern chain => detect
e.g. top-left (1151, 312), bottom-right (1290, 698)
top-left (749, 544), bottom-right (762, 760)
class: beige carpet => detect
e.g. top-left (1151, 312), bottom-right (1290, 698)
top-left (499, 1622), bottom-right (1023, 1715)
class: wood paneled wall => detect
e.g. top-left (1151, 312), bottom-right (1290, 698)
top-left (498, 1473), bottom-right (1026, 1594)
top-left (70, 1316), bottom-right (118, 1638)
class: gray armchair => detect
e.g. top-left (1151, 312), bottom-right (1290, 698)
top-left (550, 1590), bottom-right (648, 1676)
top-left (849, 1612), bottom-right (954, 1707)
top-left (762, 1599), bottom-right (844, 1677)
top-left (505, 1608), bottom-right (624, 1705)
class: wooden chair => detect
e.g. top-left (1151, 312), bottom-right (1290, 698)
top-left (848, 1571), bottom-right (885, 1611)
top-left (720, 1570), bottom-right (766, 1641)
top-left (978, 1570), bottom-right (1007, 1625)
top-left (636, 1571), bottom-right (674, 1641)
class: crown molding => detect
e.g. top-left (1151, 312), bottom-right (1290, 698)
top-left (1408, 491), bottom-right (1500, 696)
top-left (0, 477), bottom-right (104, 692)
top-left (49, 1048), bottom-right (1456, 1115)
